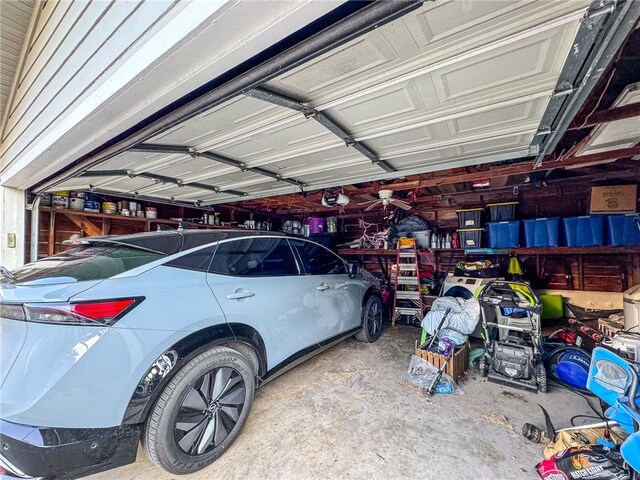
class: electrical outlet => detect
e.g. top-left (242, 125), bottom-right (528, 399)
top-left (6, 233), bottom-right (16, 248)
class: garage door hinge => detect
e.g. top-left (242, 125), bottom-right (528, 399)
top-left (302, 108), bottom-right (318, 119)
top-left (584, 0), bottom-right (617, 21)
top-left (552, 84), bottom-right (574, 99)
top-left (535, 126), bottom-right (552, 137)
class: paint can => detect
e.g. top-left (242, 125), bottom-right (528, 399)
top-left (102, 202), bottom-right (117, 214)
top-left (120, 209), bottom-right (130, 217)
top-left (145, 207), bottom-right (157, 218)
top-left (52, 192), bottom-right (69, 209)
top-left (308, 217), bottom-right (326, 235)
top-left (84, 201), bottom-right (100, 213)
top-left (128, 201), bottom-right (138, 212)
top-left (69, 197), bottom-right (85, 211)
top-left (40, 194), bottom-right (52, 206)
top-left (69, 191), bottom-right (86, 198)
top-left (136, 210), bottom-right (145, 218)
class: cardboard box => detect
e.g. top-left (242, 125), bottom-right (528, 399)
top-left (590, 185), bottom-right (637, 214)
top-left (415, 341), bottom-right (469, 383)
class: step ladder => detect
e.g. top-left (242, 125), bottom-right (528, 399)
top-left (392, 242), bottom-right (424, 327)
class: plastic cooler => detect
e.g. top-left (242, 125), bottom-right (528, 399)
top-left (562, 215), bottom-right (604, 247)
top-left (486, 221), bottom-right (520, 248)
top-left (457, 228), bottom-right (483, 248)
top-left (456, 208), bottom-right (483, 228)
top-left (487, 202), bottom-right (518, 222)
top-left (606, 214), bottom-right (640, 246)
top-left (522, 218), bottom-right (560, 247)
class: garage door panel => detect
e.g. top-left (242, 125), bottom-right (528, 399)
top-left (297, 163), bottom-right (382, 186)
top-left (324, 78), bottom-right (429, 133)
top-left (446, 97), bottom-right (548, 136)
top-left (431, 23), bottom-right (576, 104)
top-left (150, 95), bottom-right (288, 148)
top-left (265, 33), bottom-right (400, 101)
top-left (264, 1), bottom-right (587, 107)
top-left (214, 116), bottom-right (334, 161)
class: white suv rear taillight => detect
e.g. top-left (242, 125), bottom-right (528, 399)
top-left (0, 298), bottom-right (143, 326)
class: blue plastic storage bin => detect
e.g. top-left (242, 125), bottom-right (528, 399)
top-left (523, 218), bottom-right (560, 247)
top-left (563, 215), bottom-right (605, 247)
top-left (487, 221), bottom-right (520, 248)
top-left (606, 214), bottom-right (640, 246)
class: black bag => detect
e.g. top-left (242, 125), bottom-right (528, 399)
top-left (536, 445), bottom-right (630, 480)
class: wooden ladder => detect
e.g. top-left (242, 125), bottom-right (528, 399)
top-left (392, 242), bottom-right (424, 326)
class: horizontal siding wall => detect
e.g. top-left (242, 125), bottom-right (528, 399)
top-left (0, 0), bottom-right (35, 123)
top-left (1, 0), bottom-right (181, 169)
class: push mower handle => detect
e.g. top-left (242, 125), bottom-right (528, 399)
top-left (480, 280), bottom-right (541, 306)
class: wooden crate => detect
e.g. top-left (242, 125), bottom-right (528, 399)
top-left (415, 340), bottom-right (469, 384)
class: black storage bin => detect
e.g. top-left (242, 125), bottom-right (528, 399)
top-left (457, 228), bottom-right (483, 248)
top-left (487, 202), bottom-right (519, 222)
top-left (456, 208), bottom-right (483, 228)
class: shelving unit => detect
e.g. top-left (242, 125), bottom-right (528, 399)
top-left (34, 207), bottom-right (238, 259)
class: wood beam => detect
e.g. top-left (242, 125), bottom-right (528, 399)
top-left (235, 146), bottom-right (640, 213)
top-left (63, 213), bottom-right (102, 237)
top-left (568, 102), bottom-right (640, 130)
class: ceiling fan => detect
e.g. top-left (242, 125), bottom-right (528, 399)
top-left (358, 189), bottom-right (412, 213)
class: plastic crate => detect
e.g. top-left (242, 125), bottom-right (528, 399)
top-left (606, 214), bottom-right (640, 246)
top-left (563, 215), bottom-right (605, 247)
top-left (523, 218), bottom-right (560, 247)
top-left (487, 202), bottom-right (519, 222)
top-left (486, 221), bottom-right (520, 248)
top-left (456, 208), bottom-right (483, 228)
top-left (457, 228), bottom-right (483, 248)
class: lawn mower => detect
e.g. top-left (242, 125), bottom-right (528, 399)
top-left (478, 280), bottom-right (546, 393)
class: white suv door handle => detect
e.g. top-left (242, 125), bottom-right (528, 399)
top-left (316, 284), bottom-right (330, 291)
top-left (226, 291), bottom-right (255, 300)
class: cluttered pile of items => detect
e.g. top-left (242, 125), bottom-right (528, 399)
top-left (405, 274), bottom-right (640, 479)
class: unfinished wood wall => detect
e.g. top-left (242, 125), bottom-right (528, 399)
top-left (333, 182), bottom-right (639, 292)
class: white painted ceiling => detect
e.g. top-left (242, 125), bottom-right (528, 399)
top-left (53, 0), bottom-right (593, 205)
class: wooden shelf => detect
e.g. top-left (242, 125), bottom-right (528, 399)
top-left (38, 206), bottom-right (233, 229)
top-left (464, 246), bottom-right (640, 255)
top-left (339, 246), bottom-right (639, 257)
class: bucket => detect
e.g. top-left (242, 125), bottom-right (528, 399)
top-left (326, 216), bottom-right (338, 233)
top-left (145, 207), bottom-right (157, 218)
top-left (84, 201), bottom-right (100, 213)
top-left (102, 202), bottom-right (117, 214)
top-left (69, 191), bottom-right (86, 198)
top-left (413, 230), bottom-right (432, 248)
top-left (40, 194), bottom-right (52, 206)
top-left (53, 192), bottom-right (69, 209)
top-left (69, 197), bottom-right (85, 211)
top-left (308, 217), bottom-right (326, 235)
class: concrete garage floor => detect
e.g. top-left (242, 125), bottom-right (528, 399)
top-left (90, 326), bottom-right (596, 480)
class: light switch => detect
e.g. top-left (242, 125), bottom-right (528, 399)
top-left (7, 233), bottom-right (16, 248)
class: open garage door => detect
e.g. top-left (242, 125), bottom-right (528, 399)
top-left (35, 0), bottom-right (638, 207)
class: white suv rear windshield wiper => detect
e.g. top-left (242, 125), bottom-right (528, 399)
top-left (0, 266), bottom-right (16, 283)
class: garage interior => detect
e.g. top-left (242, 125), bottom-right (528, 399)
top-left (7, 0), bottom-right (640, 478)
